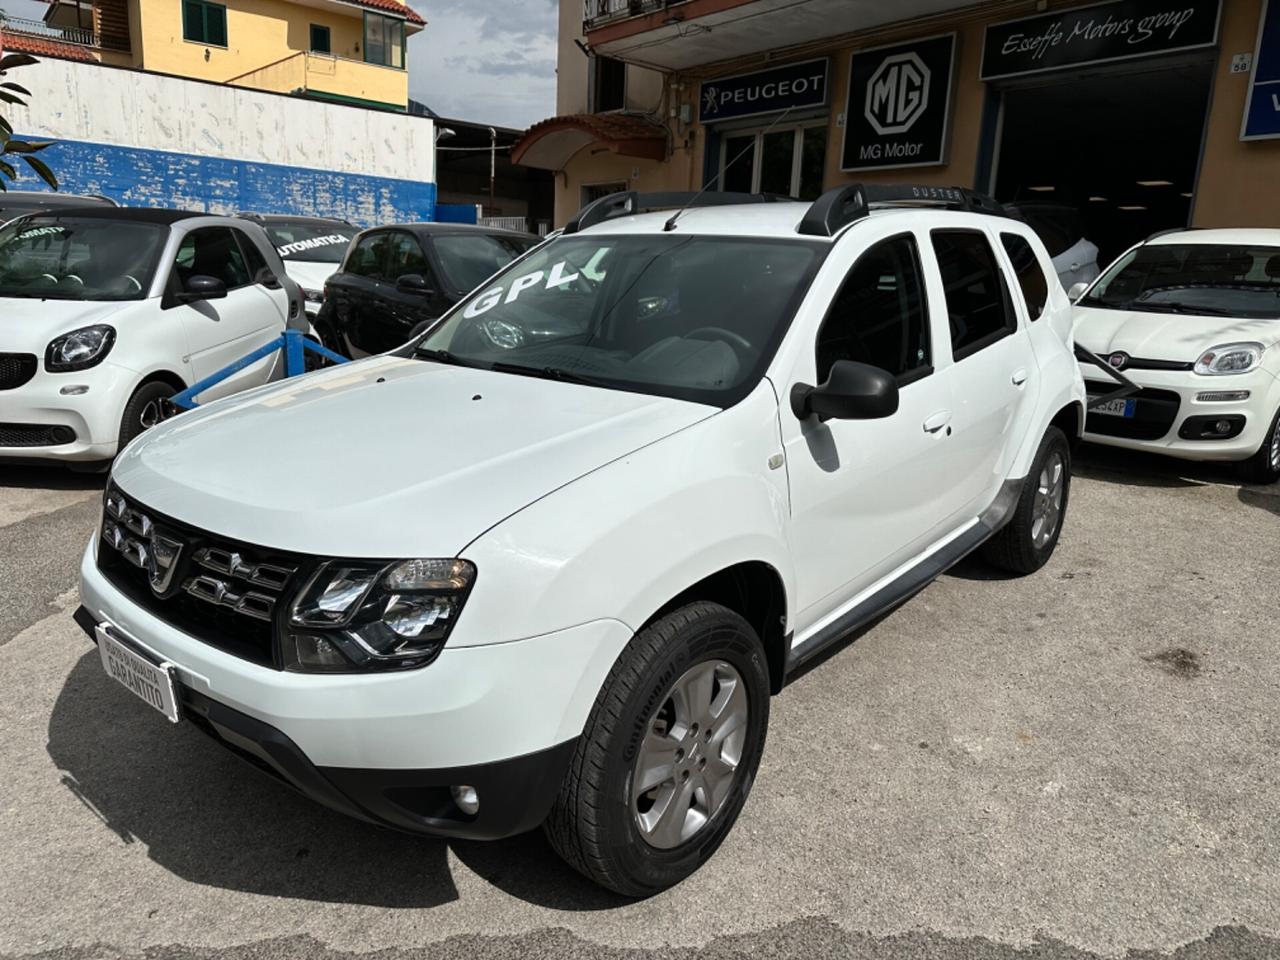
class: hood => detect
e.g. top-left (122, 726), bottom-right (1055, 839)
top-left (1073, 305), bottom-right (1280, 360)
top-left (112, 355), bottom-right (716, 557)
top-left (282, 261), bottom-right (339, 294)
top-left (0, 298), bottom-right (131, 353)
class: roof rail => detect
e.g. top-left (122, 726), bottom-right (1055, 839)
top-left (563, 190), bottom-right (784, 235)
top-left (797, 184), bottom-right (1009, 237)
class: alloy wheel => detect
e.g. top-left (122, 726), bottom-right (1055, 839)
top-left (631, 659), bottom-right (749, 850)
top-left (1031, 451), bottom-right (1065, 549)
top-left (139, 399), bottom-right (164, 430)
top-left (1270, 414), bottom-right (1280, 471)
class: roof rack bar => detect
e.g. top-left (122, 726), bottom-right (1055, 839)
top-left (797, 184), bottom-right (1010, 237)
top-left (563, 190), bottom-right (783, 234)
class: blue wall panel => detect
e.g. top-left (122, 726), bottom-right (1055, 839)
top-left (12, 136), bottom-right (436, 227)
top-left (435, 202), bottom-right (479, 224)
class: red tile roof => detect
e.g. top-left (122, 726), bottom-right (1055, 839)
top-left (512, 113), bottom-right (668, 169)
top-left (0, 30), bottom-right (98, 62)
top-left (346, 0), bottom-right (425, 26)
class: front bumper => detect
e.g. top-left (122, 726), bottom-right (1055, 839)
top-left (78, 538), bottom-right (631, 837)
top-left (1079, 365), bottom-right (1280, 461)
top-left (0, 361), bottom-right (138, 462)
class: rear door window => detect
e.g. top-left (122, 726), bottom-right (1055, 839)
top-left (345, 233), bottom-right (389, 280)
top-left (385, 231), bottom-right (433, 282)
top-left (931, 230), bottom-right (1017, 360)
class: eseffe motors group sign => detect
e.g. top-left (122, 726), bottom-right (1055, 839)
top-left (841, 34), bottom-right (957, 171)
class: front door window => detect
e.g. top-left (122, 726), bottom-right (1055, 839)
top-left (719, 123), bottom-right (827, 199)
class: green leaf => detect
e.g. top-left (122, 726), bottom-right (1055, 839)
top-left (4, 140), bottom-right (54, 154)
top-left (0, 160), bottom-right (15, 179)
top-left (0, 53), bottom-right (41, 71)
top-left (0, 115), bottom-right (11, 137)
top-left (0, 90), bottom-right (26, 106)
top-left (0, 82), bottom-right (32, 96)
top-left (23, 155), bottom-right (58, 190)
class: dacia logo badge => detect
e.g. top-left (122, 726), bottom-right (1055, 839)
top-left (148, 529), bottom-right (184, 594)
top-left (1108, 351), bottom-right (1130, 371)
top-left (865, 53), bottom-right (930, 135)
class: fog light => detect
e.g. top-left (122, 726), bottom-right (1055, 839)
top-left (50, 426), bottom-right (76, 444)
top-left (450, 784), bottom-right (480, 816)
top-left (1215, 419), bottom-right (1233, 435)
top-left (1196, 390), bottom-right (1250, 402)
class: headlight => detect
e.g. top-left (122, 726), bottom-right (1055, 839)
top-left (45, 324), bottom-right (116, 372)
top-left (1194, 342), bottom-right (1264, 376)
top-left (302, 288), bottom-right (324, 304)
top-left (286, 558), bottom-right (476, 672)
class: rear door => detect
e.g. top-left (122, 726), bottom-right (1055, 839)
top-left (923, 227), bottom-right (1040, 516)
top-left (170, 226), bottom-right (284, 401)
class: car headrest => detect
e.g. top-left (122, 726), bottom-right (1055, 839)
top-left (1265, 254), bottom-right (1280, 279)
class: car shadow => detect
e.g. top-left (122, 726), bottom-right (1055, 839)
top-left (0, 464), bottom-right (106, 491)
top-left (1072, 443), bottom-right (1239, 489)
top-left (1239, 485), bottom-right (1280, 517)
top-left (48, 651), bottom-right (625, 911)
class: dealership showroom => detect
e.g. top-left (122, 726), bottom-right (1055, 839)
top-left (5, 0), bottom-right (1280, 958)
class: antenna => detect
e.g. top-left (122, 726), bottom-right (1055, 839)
top-left (664, 105), bottom-right (797, 232)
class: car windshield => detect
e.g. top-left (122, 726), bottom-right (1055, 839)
top-left (1080, 243), bottom-right (1280, 319)
top-left (263, 220), bottom-right (353, 263)
top-left (433, 233), bottom-right (539, 293)
top-left (415, 234), bottom-right (826, 407)
top-left (0, 217), bottom-right (168, 301)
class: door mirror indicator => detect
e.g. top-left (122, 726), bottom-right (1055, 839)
top-left (791, 360), bottom-right (900, 422)
top-left (1067, 281), bottom-right (1089, 302)
top-left (396, 273), bottom-right (433, 295)
top-left (177, 275), bottom-right (228, 303)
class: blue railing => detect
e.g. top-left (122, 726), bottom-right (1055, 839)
top-left (169, 329), bottom-right (348, 411)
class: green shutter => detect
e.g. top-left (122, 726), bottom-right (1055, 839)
top-left (207, 3), bottom-right (226, 46)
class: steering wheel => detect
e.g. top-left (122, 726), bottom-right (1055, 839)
top-left (686, 326), bottom-right (752, 353)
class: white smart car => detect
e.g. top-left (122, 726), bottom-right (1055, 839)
top-left (1072, 229), bottom-right (1280, 483)
top-left (0, 207), bottom-right (304, 467)
top-left (77, 186), bottom-right (1084, 895)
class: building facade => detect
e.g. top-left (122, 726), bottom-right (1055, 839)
top-left (516, 0), bottom-right (1280, 262)
top-left (1, 0), bottom-right (423, 111)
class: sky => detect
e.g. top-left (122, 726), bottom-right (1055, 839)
top-left (407, 0), bottom-right (559, 129)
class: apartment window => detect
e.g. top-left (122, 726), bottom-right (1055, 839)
top-left (309, 24), bottom-right (331, 54)
top-left (592, 56), bottom-right (625, 112)
top-left (364, 12), bottom-right (405, 69)
top-left (182, 0), bottom-right (227, 46)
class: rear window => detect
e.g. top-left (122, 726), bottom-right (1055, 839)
top-left (263, 220), bottom-right (353, 263)
top-left (433, 234), bottom-right (537, 294)
top-left (1001, 233), bottom-right (1049, 321)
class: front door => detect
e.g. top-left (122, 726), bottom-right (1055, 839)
top-left (326, 231), bottom-right (393, 357)
top-left (171, 226), bottom-right (285, 401)
top-left (368, 230), bottom-right (445, 348)
top-left (782, 231), bottom-right (964, 635)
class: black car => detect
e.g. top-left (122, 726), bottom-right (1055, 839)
top-left (0, 191), bottom-right (116, 223)
top-left (315, 223), bottom-right (538, 356)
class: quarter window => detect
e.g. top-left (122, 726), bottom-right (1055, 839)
top-left (234, 230), bottom-right (270, 282)
top-left (1000, 233), bottom-right (1049, 322)
top-left (816, 235), bottom-right (930, 384)
top-left (173, 228), bottom-right (252, 291)
top-left (931, 230), bottom-right (1016, 360)
top-left (182, 0), bottom-right (227, 46)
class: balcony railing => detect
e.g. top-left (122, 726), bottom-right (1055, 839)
top-left (0, 14), bottom-right (97, 47)
top-left (584, 0), bottom-right (687, 30)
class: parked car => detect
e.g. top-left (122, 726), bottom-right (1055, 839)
top-left (316, 222), bottom-right (538, 356)
top-left (0, 191), bottom-right (116, 224)
top-left (0, 207), bottom-right (304, 467)
top-left (1010, 203), bottom-right (1100, 290)
top-left (76, 186), bottom-right (1084, 896)
top-left (1072, 228), bottom-right (1280, 483)
top-left (238, 213), bottom-right (354, 318)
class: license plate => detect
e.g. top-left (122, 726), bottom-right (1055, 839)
top-left (1093, 397), bottom-right (1136, 418)
top-left (96, 624), bottom-right (180, 723)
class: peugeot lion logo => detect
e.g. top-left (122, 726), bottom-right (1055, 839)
top-left (702, 86), bottom-right (720, 116)
top-left (865, 52), bottom-right (930, 135)
top-left (1108, 351), bottom-right (1130, 371)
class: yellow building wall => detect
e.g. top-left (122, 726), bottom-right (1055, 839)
top-left (134, 0), bottom-right (406, 107)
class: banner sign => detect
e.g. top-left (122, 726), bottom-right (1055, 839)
top-left (981, 0), bottom-right (1222, 80)
top-left (1242, 0), bottom-right (1280, 139)
top-left (841, 34), bottom-right (956, 171)
top-left (699, 58), bottom-right (830, 124)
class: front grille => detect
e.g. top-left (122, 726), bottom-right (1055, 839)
top-left (97, 485), bottom-right (310, 668)
top-left (1085, 380), bottom-right (1181, 440)
top-left (0, 423), bottom-right (76, 447)
top-left (0, 353), bottom-right (37, 390)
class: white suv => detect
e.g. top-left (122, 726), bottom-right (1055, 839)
top-left (1, 208), bottom-right (304, 466)
top-left (76, 186), bottom-right (1085, 895)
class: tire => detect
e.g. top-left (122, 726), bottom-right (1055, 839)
top-left (981, 426), bottom-right (1071, 575)
top-left (544, 601), bottom-right (770, 897)
top-left (118, 381), bottom-right (174, 451)
top-left (1237, 406), bottom-right (1280, 485)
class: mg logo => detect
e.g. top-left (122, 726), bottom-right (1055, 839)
top-left (865, 53), bottom-right (930, 135)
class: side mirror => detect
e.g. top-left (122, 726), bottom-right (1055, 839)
top-left (791, 360), bottom-right (899, 422)
top-left (177, 275), bottom-right (227, 303)
top-left (1067, 281), bottom-right (1090, 302)
top-left (396, 273), bottom-right (433, 295)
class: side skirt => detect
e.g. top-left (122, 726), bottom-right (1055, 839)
top-left (784, 477), bottom-right (1023, 676)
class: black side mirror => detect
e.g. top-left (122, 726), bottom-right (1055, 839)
top-left (177, 275), bottom-right (227, 303)
top-left (791, 360), bottom-right (899, 421)
top-left (396, 273), bottom-right (433, 295)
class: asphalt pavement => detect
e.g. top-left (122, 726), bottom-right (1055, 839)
top-left (1, 446), bottom-right (1278, 960)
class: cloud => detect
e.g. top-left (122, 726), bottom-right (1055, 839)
top-left (406, 0), bottom-right (558, 129)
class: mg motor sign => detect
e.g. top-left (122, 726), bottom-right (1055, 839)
top-left (842, 34), bottom-right (956, 171)
top-left (698, 58), bottom-right (829, 124)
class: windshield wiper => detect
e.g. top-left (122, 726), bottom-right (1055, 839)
top-left (1133, 300), bottom-right (1233, 316)
top-left (490, 362), bottom-right (610, 388)
top-left (412, 347), bottom-right (490, 369)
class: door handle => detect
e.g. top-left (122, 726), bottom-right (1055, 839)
top-left (923, 410), bottom-right (952, 434)
top-left (1012, 369), bottom-right (1029, 387)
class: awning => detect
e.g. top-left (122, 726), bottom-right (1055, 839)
top-left (512, 114), bottom-right (667, 171)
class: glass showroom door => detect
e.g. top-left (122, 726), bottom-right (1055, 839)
top-left (719, 123), bottom-right (827, 200)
